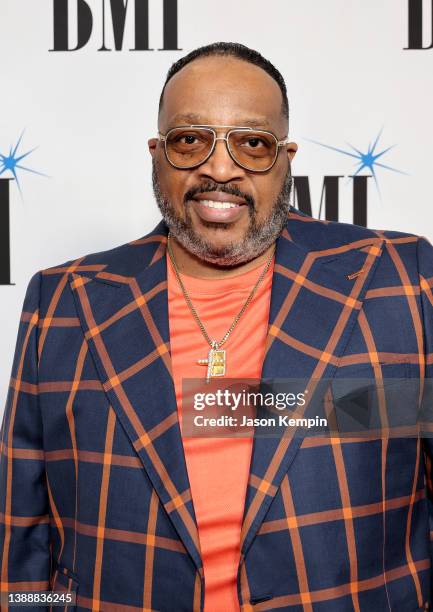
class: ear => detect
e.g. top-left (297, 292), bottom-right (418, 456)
top-left (286, 141), bottom-right (298, 163)
top-left (148, 138), bottom-right (158, 157)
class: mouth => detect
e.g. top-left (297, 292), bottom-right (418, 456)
top-left (188, 192), bottom-right (249, 223)
top-left (198, 199), bottom-right (241, 209)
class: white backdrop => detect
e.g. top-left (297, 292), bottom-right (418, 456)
top-left (1, 0), bottom-right (432, 413)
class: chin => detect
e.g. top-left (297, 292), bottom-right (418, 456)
top-left (195, 222), bottom-right (245, 244)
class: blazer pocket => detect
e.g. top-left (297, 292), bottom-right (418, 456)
top-left (50, 565), bottom-right (78, 610)
top-left (330, 362), bottom-right (419, 436)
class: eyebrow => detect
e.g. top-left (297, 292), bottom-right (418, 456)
top-left (168, 112), bottom-right (273, 129)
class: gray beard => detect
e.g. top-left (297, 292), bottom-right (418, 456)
top-left (151, 159), bottom-right (293, 266)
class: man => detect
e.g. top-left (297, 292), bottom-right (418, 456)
top-left (1, 41), bottom-right (433, 612)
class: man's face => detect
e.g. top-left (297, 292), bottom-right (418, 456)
top-left (148, 56), bottom-right (298, 265)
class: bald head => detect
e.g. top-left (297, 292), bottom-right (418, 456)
top-left (158, 41), bottom-right (289, 127)
top-left (158, 56), bottom-right (288, 134)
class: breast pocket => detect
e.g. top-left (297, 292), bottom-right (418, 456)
top-left (50, 565), bottom-right (79, 611)
top-left (329, 361), bottom-right (420, 438)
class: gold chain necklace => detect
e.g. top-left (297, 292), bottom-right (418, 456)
top-left (167, 233), bottom-right (275, 383)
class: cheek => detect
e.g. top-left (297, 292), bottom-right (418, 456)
top-left (156, 155), bottom-right (186, 203)
top-left (254, 175), bottom-right (284, 214)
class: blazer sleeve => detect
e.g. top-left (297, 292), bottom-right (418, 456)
top-left (0, 271), bottom-right (51, 603)
top-left (417, 236), bottom-right (433, 584)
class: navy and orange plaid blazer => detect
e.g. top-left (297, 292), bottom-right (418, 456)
top-left (2, 206), bottom-right (433, 611)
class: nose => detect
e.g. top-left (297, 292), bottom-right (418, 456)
top-left (197, 137), bottom-right (244, 183)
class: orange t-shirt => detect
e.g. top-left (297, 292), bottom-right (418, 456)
top-left (167, 252), bottom-right (274, 612)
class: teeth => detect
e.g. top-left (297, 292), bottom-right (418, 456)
top-left (199, 199), bottom-right (240, 209)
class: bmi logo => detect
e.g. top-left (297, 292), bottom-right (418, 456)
top-left (295, 128), bottom-right (407, 226)
top-left (51, 0), bottom-right (180, 52)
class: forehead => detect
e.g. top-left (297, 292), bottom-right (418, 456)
top-left (159, 56), bottom-right (286, 133)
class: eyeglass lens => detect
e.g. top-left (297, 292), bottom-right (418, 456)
top-left (165, 128), bottom-right (278, 171)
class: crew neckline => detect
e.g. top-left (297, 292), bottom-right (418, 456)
top-left (166, 252), bottom-right (275, 296)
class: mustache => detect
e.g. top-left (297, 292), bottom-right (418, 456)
top-left (184, 181), bottom-right (255, 209)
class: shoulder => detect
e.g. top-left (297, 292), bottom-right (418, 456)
top-left (25, 219), bottom-right (168, 307)
top-left (287, 207), bottom-right (431, 258)
top-left (288, 207), bottom-right (423, 252)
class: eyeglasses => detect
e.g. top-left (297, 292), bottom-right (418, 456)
top-left (157, 124), bottom-right (290, 172)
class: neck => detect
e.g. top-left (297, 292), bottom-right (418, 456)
top-left (167, 235), bottom-right (275, 279)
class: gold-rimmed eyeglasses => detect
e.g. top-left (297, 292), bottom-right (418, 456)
top-left (157, 124), bottom-right (290, 172)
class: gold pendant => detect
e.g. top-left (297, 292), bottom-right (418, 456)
top-left (197, 345), bottom-right (226, 383)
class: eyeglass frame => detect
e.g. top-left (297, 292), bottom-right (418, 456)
top-left (157, 124), bottom-right (291, 173)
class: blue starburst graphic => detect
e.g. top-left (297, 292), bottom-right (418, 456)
top-left (304, 127), bottom-right (408, 198)
top-left (0, 130), bottom-right (48, 198)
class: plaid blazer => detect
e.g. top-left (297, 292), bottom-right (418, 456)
top-left (2, 206), bottom-right (433, 612)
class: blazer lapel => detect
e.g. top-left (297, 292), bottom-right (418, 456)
top-left (68, 223), bottom-right (203, 575)
top-left (241, 213), bottom-right (385, 557)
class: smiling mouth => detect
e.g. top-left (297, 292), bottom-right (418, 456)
top-left (188, 196), bottom-right (248, 224)
top-left (198, 199), bottom-right (243, 209)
